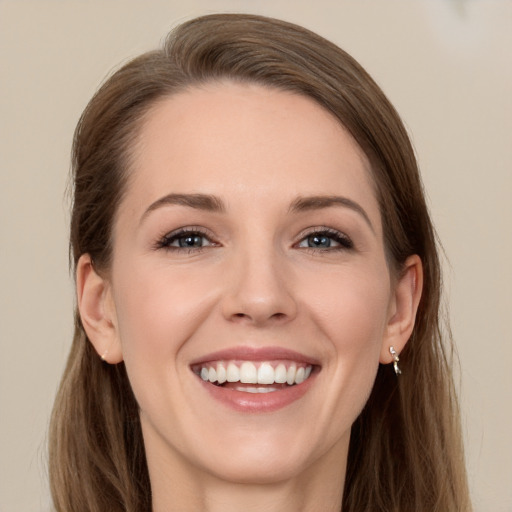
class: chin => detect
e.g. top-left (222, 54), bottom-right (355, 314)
top-left (200, 444), bottom-right (315, 485)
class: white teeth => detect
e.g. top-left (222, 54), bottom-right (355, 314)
top-left (240, 362), bottom-right (258, 384)
top-left (216, 363), bottom-right (227, 384)
top-left (226, 362), bottom-right (240, 382)
top-left (257, 362), bottom-right (275, 384)
top-left (295, 366), bottom-right (305, 384)
top-left (274, 363), bottom-right (287, 383)
top-left (286, 365), bottom-right (296, 385)
top-left (197, 361), bottom-right (314, 387)
top-left (235, 386), bottom-right (279, 394)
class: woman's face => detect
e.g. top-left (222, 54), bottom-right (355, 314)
top-left (103, 83), bottom-right (401, 484)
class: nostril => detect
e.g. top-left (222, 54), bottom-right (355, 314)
top-left (229, 311), bottom-right (288, 324)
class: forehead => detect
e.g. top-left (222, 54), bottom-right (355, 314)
top-left (123, 82), bottom-right (379, 223)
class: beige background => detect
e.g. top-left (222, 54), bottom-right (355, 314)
top-left (1, 1), bottom-right (510, 511)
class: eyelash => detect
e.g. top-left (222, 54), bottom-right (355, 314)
top-left (154, 226), bottom-right (354, 253)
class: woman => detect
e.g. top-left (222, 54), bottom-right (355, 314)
top-left (49, 13), bottom-right (471, 512)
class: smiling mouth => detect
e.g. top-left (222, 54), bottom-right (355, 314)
top-left (192, 361), bottom-right (315, 393)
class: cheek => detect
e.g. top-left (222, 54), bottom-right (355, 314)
top-left (305, 265), bottom-right (391, 353)
top-left (114, 260), bottom-right (208, 342)
top-left (111, 260), bottom-right (220, 393)
top-left (110, 260), bottom-right (225, 444)
top-left (314, 268), bottom-right (391, 414)
top-left (303, 265), bottom-right (391, 408)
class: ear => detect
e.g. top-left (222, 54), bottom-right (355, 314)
top-left (380, 254), bottom-right (423, 364)
top-left (76, 254), bottom-right (123, 364)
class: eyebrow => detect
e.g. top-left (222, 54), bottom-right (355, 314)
top-left (140, 192), bottom-right (374, 232)
top-left (289, 195), bottom-right (375, 232)
top-left (140, 193), bottom-right (225, 224)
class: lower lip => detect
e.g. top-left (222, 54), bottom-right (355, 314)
top-left (196, 373), bottom-right (317, 413)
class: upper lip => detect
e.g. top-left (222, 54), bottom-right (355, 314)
top-left (189, 346), bottom-right (321, 366)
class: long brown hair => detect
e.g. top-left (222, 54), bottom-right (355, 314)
top-left (49, 13), bottom-right (471, 512)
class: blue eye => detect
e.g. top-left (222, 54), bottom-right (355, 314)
top-left (298, 229), bottom-right (353, 250)
top-left (175, 234), bottom-right (206, 248)
top-left (305, 234), bottom-right (334, 248)
top-left (157, 228), bottom-right (216, 251)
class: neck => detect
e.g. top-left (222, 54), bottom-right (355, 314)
top-left (148, 439), bottom-right (347, 512)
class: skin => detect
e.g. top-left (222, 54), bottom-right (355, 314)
top-left (77, 82), bottom-right (422, 512)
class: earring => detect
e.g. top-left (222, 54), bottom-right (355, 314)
top-left (389, 346), bottom-right (401, 375)
top-left (100, 348), bottom-right (109, 362)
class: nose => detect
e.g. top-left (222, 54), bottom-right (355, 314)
top-left (221, 246), bottom-right (298, 326)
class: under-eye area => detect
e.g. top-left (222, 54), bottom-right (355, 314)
top-left (191, 361), bottom-right (318, 393)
